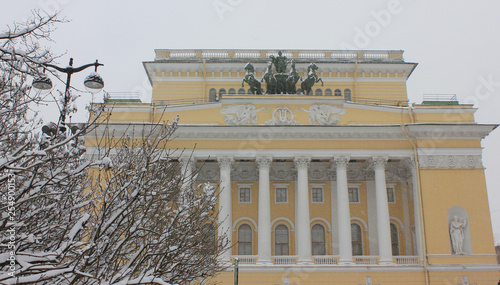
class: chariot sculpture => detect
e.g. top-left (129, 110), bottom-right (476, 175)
top-left (242, 51), bottom-right (322, 95)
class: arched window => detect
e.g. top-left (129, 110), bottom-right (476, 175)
top-left (219, 88), bottom-right (226, 97)
top-left (247, 88), bottom-right (252, 94)
top-left (209, 88), bottom-right (217, 102)
top-left (315, 89), bottom-right (323, 96)
top-left (228, 88), bottom-right (236, 94)
top-left (391, 223), bottom-right (400, 256)
top-left (334, 88), bottom-right (342, 96)
top-left (325, 88), bottom-right (333, 96)
top-left (351, 223), bottom-right (363, 256)
top-left (201, 223), bottom-right (216, 254)
top-left (238, 88), bottom-right (246, 95)
top-left (312, 224), bottom-right (326, 255)
top-left (275, 224), bottom-right (289, 255)
top-left (238, 224), bottom-right (252, 255)
top-left (296, 88), bottom-right (302, 94)
top-left (344, 88), bottom-right (352, 101)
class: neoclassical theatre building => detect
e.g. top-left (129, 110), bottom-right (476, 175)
top-left (89, 49), bottom-right (498, 284)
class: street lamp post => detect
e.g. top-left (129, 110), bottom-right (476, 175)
top-left (32, 58), bottom-right (104, 129)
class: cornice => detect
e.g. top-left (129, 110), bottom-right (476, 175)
top-left (86, 123), bottom-right (498, 141)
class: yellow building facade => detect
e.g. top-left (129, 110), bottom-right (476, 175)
top-left (88, 49), bottom-right (499, 284)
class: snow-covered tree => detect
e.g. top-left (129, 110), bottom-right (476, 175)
top-left (0, 11), bottom-right (229, 285)
top-left (0, 11), bottom-right (108, 284)
top-left (68, 121), bottom-right (229, 285)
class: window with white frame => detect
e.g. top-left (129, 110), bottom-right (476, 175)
top-left (275, 187), bottom-right (288, 203)
top-left (311, 187), bottom-right (324, 203)
top-left (348, 187), bottom-right (359, 203)
top-left (238, 184), bottom-right (252, 203)
top-left (310, 184), bottom-right (324, 203)
top-left (387, 187), bottom-right (395, 203)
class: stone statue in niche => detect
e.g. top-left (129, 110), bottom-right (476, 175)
top-left (449, 215), bottom-right (467, 254)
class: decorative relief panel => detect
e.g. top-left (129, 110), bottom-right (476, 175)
top-left (231, 162), bottom-right (258, 182)
top-left (270, 162), bottom-right (295, 181)
top-left (265, 107), bottom-right (301, 125)
top-left (220, 105), bottom-right (269, 125)
top-left (196, 162), bottom-right (220, 182)
top-left (418, 155), bottom-right (483, 169)
top-left (297, 105), bottom-right (346, 125)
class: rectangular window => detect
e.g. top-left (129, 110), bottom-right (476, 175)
top-left (348, 187), bottom-right (359, 203)
top-left (387, 187), bottom-right (395, 203)
top-left (239, 188), bottom-right (251, 203)
top-left (276, 188), bottom-right (287, 203)
top-left (311, 188), bottom-right (323, 203)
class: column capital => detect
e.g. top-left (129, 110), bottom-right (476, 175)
top-left (293, 157), bottom-right (311, 169)
top-left (371, 156), bottom-right (388, 168)
top-left (256, 156), bottom-right (273, 169)
top-left (333, 156), bottom-right (350, 168)
top-left (217, 156), bottom-right (234, 168)
top-left (179, 156), bottom-right (195, 167)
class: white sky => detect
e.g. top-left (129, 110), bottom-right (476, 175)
top-left (3, 0), bottom-right (500, 244)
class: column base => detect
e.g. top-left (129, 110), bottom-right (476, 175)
top-left (378, 258), bottom-right (394, 265)
top-left (257, 259), bottom-right (272, 265)
top-left (338, 258), bottom-right (355, 265)
top-left (297, 259), bottom-right (313, 265)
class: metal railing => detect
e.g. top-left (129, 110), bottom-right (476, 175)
top-left (272, 255), bottom-right (298, 265)
top-left (351, 96), bottom-right (409, 107)
top-left (151, 97), bottom-right (211, 106)
top-left (155, 49), bottom-right (405, 62)
top-left (422, 94), bottom-right (457, 102)
top-left (354, 256), bottom-right (378, 265)
top-left (313, 255), bottom-right (339, 265)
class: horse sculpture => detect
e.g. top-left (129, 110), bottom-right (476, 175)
top-left (242, 63), bottom-right (262, 95)
top-left (286, 60), bottom-right (302, 94)
top-left (261, 61), bottom-right (277, 94)
top-left (301, 63), bottom-right (323, 95)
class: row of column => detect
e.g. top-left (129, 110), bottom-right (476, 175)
top-left (183, 155), bottom-right (413, 264)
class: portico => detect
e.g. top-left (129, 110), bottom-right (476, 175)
top-left (181, 152), bottom-right (421, 266)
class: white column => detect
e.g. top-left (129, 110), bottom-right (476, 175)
top-left (401, 180), bottom-right (412, 255)
top-left (256, 157), bottom-right (272, 263)
top-left (294, 157), bottom-right (312, 263)
top-left (179, 156), bottom-right (194, 201)
top-left (372, 156), bottom-right (393, 264)
top-left (217, 156), bottom-right (234, 262)
top-left (410, 159), bottom-right (423, 261)
top-left (335, 156), bottom-right (354, 264)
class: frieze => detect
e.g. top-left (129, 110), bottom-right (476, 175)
top-left (265, 107), bottom-right (301, 125)
top-left (220, 105), bottom-right (269, 125)
top-left (297, 105), bottom-right (346, 125)
top-left (418, 155), bottom-right (483, 169)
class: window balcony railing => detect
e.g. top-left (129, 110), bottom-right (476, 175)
top-left (354, 256), bottom-right (379, 265)
top-left (230, 255), bottom-right (421, 266)
top-left (232, 255), bottom-right (258, 265)
top-left (313, 255), bottom-right (339, 265)
top-left (393, 256), bottom-right (419, 265)
top-left (272, 255), bottom-right (298, 265)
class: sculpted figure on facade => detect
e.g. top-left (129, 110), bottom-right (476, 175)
top-left (269, 50), bottom-right (288, 74)
top-left (449, 215), bottom-right (467, 254)
top-left (297, 105), bottom-right (345, 125)
top-left (301, 63), bottom-right (323, 95)
top-left (242, 63), bottom-right (263, 95)
top-left (261, 61), bottom-right (277, 94)
top-left (286, 60), bottom-right (302, 94)
top-left (220, 105), bottom-right (268, 125)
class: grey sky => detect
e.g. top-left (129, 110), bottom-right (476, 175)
top-left (3, 0), bottom-right (500, 243)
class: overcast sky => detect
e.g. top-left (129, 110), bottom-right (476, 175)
top-left (3, 0), bottom-right (500, 243)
